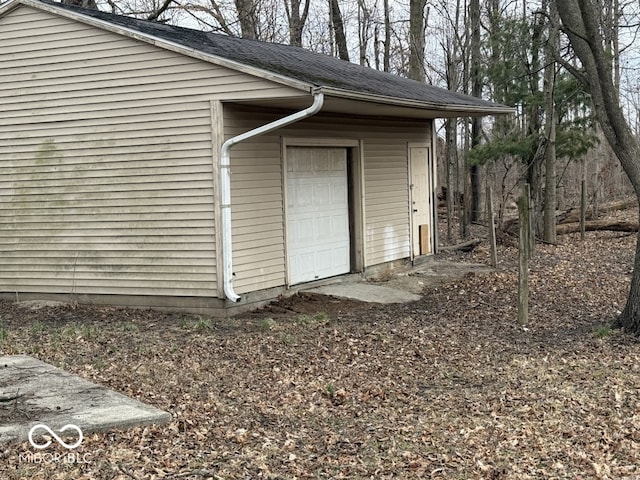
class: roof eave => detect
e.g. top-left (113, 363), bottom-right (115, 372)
top-left (8, 0), bottom-right (314, 94)
top-left (0, 0), bottom-right (21, 15)
top-left (318, 86), bottom-right (515, 117)
top-left (3, 0), bottom-right (515, 116)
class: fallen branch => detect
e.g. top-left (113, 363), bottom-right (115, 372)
top-left (0, 392), bottom-right (23, 403)
top-left (439, 239), bottom-right (482, 253)
top-left (557, 198), bottom-right (636, 224)
top-left (556, 220), bottom-right (639, 235)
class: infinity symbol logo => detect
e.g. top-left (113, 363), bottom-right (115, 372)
top-left (28, 424), bottom-right (83, 450)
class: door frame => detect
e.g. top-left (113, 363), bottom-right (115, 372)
top-left (282, 138), bottom-right (365, 286)
top-left (408, 142), bottom-right (435, 259)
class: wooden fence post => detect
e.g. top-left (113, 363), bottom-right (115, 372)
top-left (580, 179), bottom-right (586, 241)
top-left (487, 186), bottom-right (498, 267)
top-left (526, 183), bottom-right (534, 258)
top-left (517, 185), bottom-right (530, 325)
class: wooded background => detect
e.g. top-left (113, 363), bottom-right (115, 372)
top-left (61, 0), bottom-right (638, 242)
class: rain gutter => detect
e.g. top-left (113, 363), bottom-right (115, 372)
top-left (220, 91), bottom-right (325, 302)
top-left (317, 86), bottom-right (514, 116)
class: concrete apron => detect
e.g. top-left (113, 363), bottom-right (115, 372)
top-left (303, 259), bottom-right (494, 304)
top-left (306, 283), bottom-right (421, 304)
top-left (0, 355), bottom-right (171, 445)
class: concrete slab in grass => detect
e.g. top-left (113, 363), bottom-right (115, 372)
top-left (0, 355), bottom-right (171, 444)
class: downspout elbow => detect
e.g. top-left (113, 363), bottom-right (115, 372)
top-left (220, 92), bottom-right (325, 303)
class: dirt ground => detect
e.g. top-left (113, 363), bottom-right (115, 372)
top-left (0, 208), bottom-right (639, 479)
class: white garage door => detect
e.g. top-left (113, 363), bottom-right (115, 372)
top-left (287, 147), bottom-right (350, 285)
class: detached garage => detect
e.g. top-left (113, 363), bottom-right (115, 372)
top-left (0, 0), bottom-right (511, 314)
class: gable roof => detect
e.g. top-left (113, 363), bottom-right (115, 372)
top-left (1, 0), bottom-right (513, 116)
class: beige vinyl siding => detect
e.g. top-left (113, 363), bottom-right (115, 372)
top-left (224, 106), bottom-right (431, 293)
top-left (0, 8), bottom-right (301, 106)
top-left (224, 120), bottom-right (284, 294)
top-left (0, 6), bottom-right (302, 297)
top-left (0, 101), bottom-right (216, 297)
top-left (361, 140), bottom-right (413, 265)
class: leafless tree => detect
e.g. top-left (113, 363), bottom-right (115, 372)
top-left (63, 0), bottom-right (97, 9)
top-left (557, 0), bottom-right (640, 334)
top-left (283, 0), bottom-right (310, 46)
top-left (542, 0), bottom-right (559, 243)
top-left (329, 0), bottom-right (350, 61)
top-left (408, 0), bottom-right (427, 81)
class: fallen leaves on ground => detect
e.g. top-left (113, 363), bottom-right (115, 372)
top-left (0, 219), bottom-right (639, 479)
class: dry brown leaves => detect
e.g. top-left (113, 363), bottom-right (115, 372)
top-left (0, 216), bottom-right (639, 479)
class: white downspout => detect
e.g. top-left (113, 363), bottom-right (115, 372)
top-left (220, 91), bottom-right (325, 302)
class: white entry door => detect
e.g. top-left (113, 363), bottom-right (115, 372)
top-left (409, 145), bottom-right (433, 257)
top-left (287, 147), bottom-right (350, 285)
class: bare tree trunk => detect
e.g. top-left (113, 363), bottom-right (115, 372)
top-left (469, 0), bottom-right (482, 223)
top-left (445, 119), bottom-right (457, 243)
top-left (62, 0), bottom-right (97, 8)
top-left (383, 0), bottom-right (391, 72)
top-left (558, 0), bottom-right (640, 334)
top-left (357, 0), bottom-right (371, 66)
top-left (235, 0), bottom-right (258, 39)
top-left (443, 5), bottom-right (462, 242)
top-left (329, 0), bottom-right (350, 61)
top-left (526, 10), bottom-right (545, 238)
top-left (408, 0), bottom-right (427, 81)
top-left (542, 0), bottom-right (559, 243)
top-left (284, 0), bottom-right (310, 46)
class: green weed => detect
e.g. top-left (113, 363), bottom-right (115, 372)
top-left (259, 318), bottom-right (277, 330)
top-left (295, 312), bottom-right (329, 326)
top-left (180, 316), bottom-right (214, 331)
top-left (61, 322), bottom-right (98, 340)
top-left (29, 322), bottom-right (49, 335)
top-left (594, 325), bottom-right (612, 338)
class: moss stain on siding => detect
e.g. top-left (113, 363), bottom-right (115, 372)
top-left (35, 138), bottom-right (60, 165)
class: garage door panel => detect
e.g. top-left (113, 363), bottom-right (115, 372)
top-left (287, 147), bottom-right (350, 285)
top-left (332, 214), bottom-right (348, 235)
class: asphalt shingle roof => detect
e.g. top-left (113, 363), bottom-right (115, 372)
top-left (36, 0), bottom-right (507, 112)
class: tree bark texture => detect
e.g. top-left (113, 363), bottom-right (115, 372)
top-left (556, 220), bottom-right (638, 235)
top-left (234, 0), bottom-right (258, 39)
top-left (557, 0), bottom-right (640, 334)
top-left (517, 187), bottom-right (530, 325)
top-left (408, 0), bottom-right (427, 81)
top-left (62, 0), bottom-right (97, 8)
top-left (469, 0), bottom-right (482, 222)
top-left (542, 0), bottom-right (559, 244)
top-left (330, 0), bottom-right (350, 61)
top-left (285, 0), bottom-right (310, 46)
